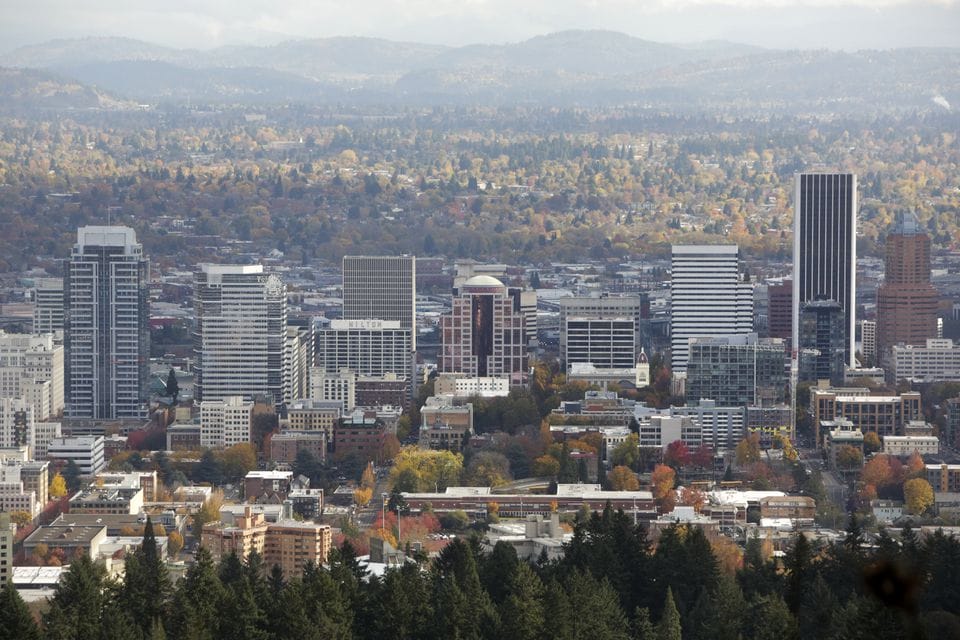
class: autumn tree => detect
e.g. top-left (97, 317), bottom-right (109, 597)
top-left (49, 472), bottom-right (68, 499)
top-left (835, 445), bottom-right (863, 470)
top-left (863, 431), bottom-right (882, 455)
top-left (608, 465), bottom-right (641, 491)
top-left (361, 462), bottom-right (376, 491)
top-left (651, 464), bottom-right (676, 511)
top-left (663, 440), bottom-right (691, 469)
top-left (735, 433), bottom-right (761, 466)
top-left (353, 487), bottom-right (373, 508)
top-left (904, 477), bottom-right (934, 514)
top-left (532, 454), bottom-right (560, 477)
top-left (389, 446), bottom-right (463, 492)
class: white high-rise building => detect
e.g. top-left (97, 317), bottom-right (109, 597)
top-left (670, 245), bottom-right (753, 375)
top-left (342, 255), bottom-right (416, 351)
top-left (309, 368), bottom-right (356, 411)
top-left (194, 265), bottom-right (286, 405)
top-left (558, 296), bottom-right (643, 366)
top-left (32, 277), bottom-right (64, 337)
top-left (47, 435), bottom-right (105, 476)
top-left (200, 396), bottom-right (254, 449)
top-left (316, 320), bottom-right (412, 379)
top-left (65, 226), bottom-right (149, 420)
top-left (0, 331), bottom-right (64, 420)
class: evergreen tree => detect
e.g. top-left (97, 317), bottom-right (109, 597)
top-left (367, 563), bottom-right (433, 640)
top-left (738, 532), bottom-right (781, 600)
top-left (685, 575), bottom-right (745, 640)
top-left (564, 571), bottom-right (630, 640)
top-left (500, 562), bottom-right (545, 640)
top-left (798, 573), bottom-right (841, 640)
top-left (301, 562), bottom-right (353, 639)
top-left (784, 533), bottom-right (813, 614)
top-left (0, 582), bottom-right (41, 640)
top-left (165, 368), bottom-right (179, 404)
top-left (655, 588), bottom-right (681, 640)
top-left (632, 607), bottom-right (655, 640)
top-left (122, 517), bottom-right (172, 635)
top-left (44, 554), bottom-right (107, 640)
top-left (481, 540), bottom-right (519, 605)
top-left (99, 603), bottom-right (142, 640)
top-left (168, 547), bottom-right (224, 640)
top-left (744, 595), bottom-right (798, 640)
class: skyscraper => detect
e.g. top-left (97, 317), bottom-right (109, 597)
top-left (792, 173), bottom-right (857, 367)
top-left (32, 277), bottom-right (64, 336)
top-left (670, 245), bottom-right (753, 375)
top-left (876, 212), bottom-right (938, 359)
top-left (193, 265), bottom-right (286, 404)
top-left (65, 226), bottom-right (148, 420)
top-left (440, 276), bottom-right (525, 381)
top-left (342, 256), bottom-right (416, 351)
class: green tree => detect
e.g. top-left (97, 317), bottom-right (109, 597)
top-left (168, 547), bottom-right (225, 640)
top-left (745, 595), bottom-right (798, 640)
top-left (63, 459), bottom-right (82, 492)
top-left (784, 533), bottom-right (814, 614)
top-left (500, 562), bottom-right (545, 640)
top-left (656, 588), bottom-right (681, 640)
top-left (632, 607), bottom-right (656, 639)
top-left (165, 368), bottom-right (179, 404)
top-left (0, 583), bottom-right (41, 640)
top-left (43, 554), bottom-right (107, 640)
top-left (121, 516), bottom-right (172, 635)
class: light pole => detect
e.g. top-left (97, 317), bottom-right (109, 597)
top-left (381, 492), bottom-right (388, 535)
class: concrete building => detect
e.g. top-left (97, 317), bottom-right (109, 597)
top-left (283, 325), bottom-right (312, 405)
top-left (637, 414), bottom-right (701, 449)
top-left (0, 463), bottom-right (39, 516)
top-left (193, 265), bottom-right (286, 405)
top-left (316, 319), bottom-right (413, 379)
top-left (825, 420), bottom-right (864, 471)
top-left (861, 320), bottom-right (877, 364)
top-left (946, 397), bottom-right (960, 449)
top-left (342, 255), bottom-right (416, 351)
top-left (65, 226), bottom-right (149, 420)
top-left (926, 464), bottom-right (960, 494)
top-left (892, 339), bottom-right (960, 382)
top-left (877, 212), bottom-right (939, 359)
top-left (883, 436), bottom-right (939, 457)
top-left (286, 399), bottom-right (342, 443)
top-left (23, 523), bottom-right (108, 560)
top-left (69, 483), bottom-right (144, 515)
top-left (333, 410), bottom-right (387, 463)
top-left (685, 334), bottom-right (787, 407)
top-left (746, 405), bottom-right (793, 444)
top-left (166, 422), bottom-right (201, 451)
top-left (793, 173), bottom-right (857, 369)
top-left (95, 470), bottom-right (158, 502)
top-left (309, 368), bottom-right (356, 410)
top-left (440, 276), bottom-right (526, 383)
top-left (557, 296), bottom-right (643, 366)
top-left (564, 316), bottom-right (636, 370)
top-left (674, 401), bottom-right (747, 451)
top-left (419, 396), bottom-right (474, 452)
top-left (566, 361), bottom-right (647, 391)
top-left (200, 396), bottom-right (254, 449)
top-left (0, 513), bottom-right (11, 588)
top-left (0, 331), bottom-right (64, 420)
top-left (201, 507), bottom-right (268, 561)
top-left (244, 470), bottom-right (294, 501)
top-left (670, 245), bottom-right (753, 375)
top-left (32, 277), bottom-right (64, 337)
top-left (263, 519), bottom-right (333, 578)
top-left (0, 399), bottom-right (60, 460)
top-left (767, 280), bottom-right (793, 343)
top-left (433, 374), bottom-right (510, 398)
top-left (47, 435), bottom-right (105, 476)
top-left (811, 388), bottom-right (922, 445)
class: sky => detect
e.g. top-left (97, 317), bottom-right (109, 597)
top-left (1, 0), bottom-right (958, 51)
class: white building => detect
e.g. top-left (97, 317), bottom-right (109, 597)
top-left (673, 400), bottom-right (747, 452)
top-left (637, 414), bottom-right (701, 449)
top-left (433, 374), bottom-right (510, 398)
top-left (65, 226), bottom-right (149, 420)
top-left (670, 245), bottom-right (753, 375)
top-left (194, 264), bottom-right (286, 405)
top-left (557, 296), bottom-right (642, 366)
top-left (0, 464), bottom-right (38, 517)
top-left (32, 277), bottom-right (64, 337)
top-left (316, 319), bottom-right (412, 379)
top-left (892, 339), bottom-right (960, 382)
top-left (200, 396), bottom-right (255, 449)
top-left (883, 435), bottom-right (939, 457)
top-left (0, 331), bottom-right (64, 419)
top-left (860, 320), bottom-right (877, 363)
top-left (47, 435), bottom-right (105, 476)
top-left (0, 513), bottom-right (12, 588)
top-left (0, 398), bottom-right (62, 460)
top-left (309, 368), bottom-right (356, 410)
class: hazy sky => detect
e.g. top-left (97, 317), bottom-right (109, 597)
top-left (2, 0), bottom-right (958, 51)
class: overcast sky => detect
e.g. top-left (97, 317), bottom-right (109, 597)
top-left (2, 0), bottom-right (958, 51)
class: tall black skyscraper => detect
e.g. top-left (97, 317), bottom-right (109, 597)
top-left (792, 173), bottom-right (857, 369)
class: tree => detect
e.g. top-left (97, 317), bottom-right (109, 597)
top-left (464, 451), bottom-right (512, 487)
top-left (663, 441), bottom-right (691, 469)
top-left (611, 434), bottom-right (640, 469)
top-left (651, 464), bottom-right (676, 510)
top-left (904, 477), bottom-right (934, 514)
top-left (904, 451), bottom-right (925, 479)
top-left (121, 517), bottom-right (172, 635)
top-left (735, 434), bottom-right (761, 466)
top-left (656, 587), bottom-right (681, 640)
top-left (389, 446), bottom-right (463, 492)
top-left (744, 595), bottom-right (798, 640)
top-left (353, 486), bottom-right (373, 507)
top-left (533, 454), bottom-right (560, 477)
top-left (0, 583), bottom-right (41, 640)
top-left (608, 465), bottom-right (640, 491)
top-left (63, 459), bottom-right (82, 492)
top-left (165, 368), bottom-right (179, 404)
top-left (8, 510), bottom-right (32, 527)
top-left (167, 531), bottom-right (184, 556)
top-left (221, 442), bottom-right (258, 482)
top-left (836, 445), bottom-right (863, 470)
top-left (500, 562), bottom-right (545, 640)
top-left (43, 554), bottom-right (107, 640)
top-left (862, 455), bottom-right (895, 489)
top-left (49, 472), bottom-right (68, 499)
top-left (863, 431), bottom-right (882, 455)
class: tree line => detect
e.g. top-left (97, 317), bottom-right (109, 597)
top-left (3, 508), bottom-right (960, 639)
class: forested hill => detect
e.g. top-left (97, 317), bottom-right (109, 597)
top-left (2, 32), bottom-right (958, 112)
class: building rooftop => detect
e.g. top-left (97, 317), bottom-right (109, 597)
top-left (24, 524), bottom-right (106, 546)
top-left (199, 264), bottom-right (264, 275)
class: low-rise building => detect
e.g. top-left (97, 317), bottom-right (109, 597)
top-left (23, 523), bottom-right (107, 559)
top-left (811, 387), bottom-right (922, 446)
top-left (892, 339), bottom-right (960, 382)
top-left (871, 499), bottom-right (904, 524)
top-left (263, 520), bottom-right (333, 578)
top-left (883, 435), bottom-right (939, 457)
top-left (434, 374), bottom-right (510, 397)
top-left (95, 471), bottom-right (158, 502)
top-left (166, 422), bottom-right (201, 451)
top-left (759, 496), bottom-right (815, 523)
top-left (69, 483), bottom-right (144, 515)
top-left (47, 435), bottom-right (105, 476)
top-left (824, 420), bottom-right (864, 472)
top-left (244, 470), bottom-right (295, 502)
top-left (333, 409), bottom-right (387, 463)
top-left (309, 368), bottom-right (356, 411)
top-left (926, 464), bottom-right (960, 493)
top-left (419, 396), bottom-right (473, 452)
top-left (202, 507), bottom-right (268, 560)
top-left (270, 431), bottom-right (327, 464)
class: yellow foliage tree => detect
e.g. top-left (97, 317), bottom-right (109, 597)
top-left (607, 465), bottom-right (640, 491)
top-left (735, 433), bottom-right (762, 466)
top-left (353, 487), bottom-right (373, 507)
top-left (49, 473), bottom-right (68, 499)
top-left (388, 446), bottom-right (463, 492)
top-left (167, 531), bottom-right (184, 556)
top-left (361, 462), bottom-right (376, 491)
top-left (9, 511), bottom-right (32, 527)
top-left (904, 478), bottom-right (934, 515)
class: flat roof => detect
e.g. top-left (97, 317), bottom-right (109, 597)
top-left (24, 524), bottom-right (106, 546)
top-left (200, 264), bottom-right (263, 275)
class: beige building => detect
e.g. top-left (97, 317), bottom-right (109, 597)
top-left (202, 507), bottom-right (269, 560)
top-left (200, 396), bottom-right (254, 449)
top-left (0, 331), bottom-right (64, 420)
top-left (419, 396), bottom-right (473, 452)
top-left (285, 399), bottom-right (342, 443)
top-left (0, 513), bottom-right (12, 588)
top-left (811, 387), bottom-right (922, 446)
top-left (883, 435), bottom-right (939, 457)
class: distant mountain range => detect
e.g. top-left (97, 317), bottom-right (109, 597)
top-left (1, 31), bottom-right (958, 111)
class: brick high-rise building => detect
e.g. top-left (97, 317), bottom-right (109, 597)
top-left (876, 212), bottom-right (938, 359)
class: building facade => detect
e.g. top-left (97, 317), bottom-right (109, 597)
top-left (440, 276), bottom-right (526, 382)
top-left (564, 317), bottom-right (636, 371)
top-left (316, 320), bottom-right (412, 379)
top-left (32, 278), bottom-right (64, 336)
top-left (199, 396), bottom-right (255, 449)
top-left (811, 388), bottom-right (922, 446)
top-left (342, 255), bottom-right (416, 351)
top-left (793, 173), bottom-right (857, 368)
top-left (0, 331), bottom-right (64, 420)
top-left (876, 212), bottom-right (939, 359)
top-left (65, 226), bottom-right (149, 419)
top-left (670, 245), bottom-right (753, 375)
top-left (558, 296), bottom-right (642, 367)
top-left (685, 334), bottom-right (787, 407)
top-left (797, 300), bottom-right (847, 384)
top-left (47, 435), bottom-right (106, 476)
top-left (892, 339), bottom-right (960, 383)
top-left (193, 265), bottom-right (286, 405)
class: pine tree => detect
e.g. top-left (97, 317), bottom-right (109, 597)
top-left (784, 532), bottom-right (813, 614)
top-left (99, 603), bottom-right (142, 640)
top-left (656, 588), bottom-right (682, 640)
top-left (44, 554), bottom-right (107, 640)
top-left (168, 547), bottom-right (224, 640)
top-left (745, 595), bottom-right (798, 640)
top-left (632, 607), bottom-right (655, 640)
top-left (122, 517), bottom-right (172, 635)
top-left (165, 368), bottom-right (179, 404)
top-left (501, 562), bottom-right (545, 640)
top-left (0, 582), bottom-right (41, 640)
